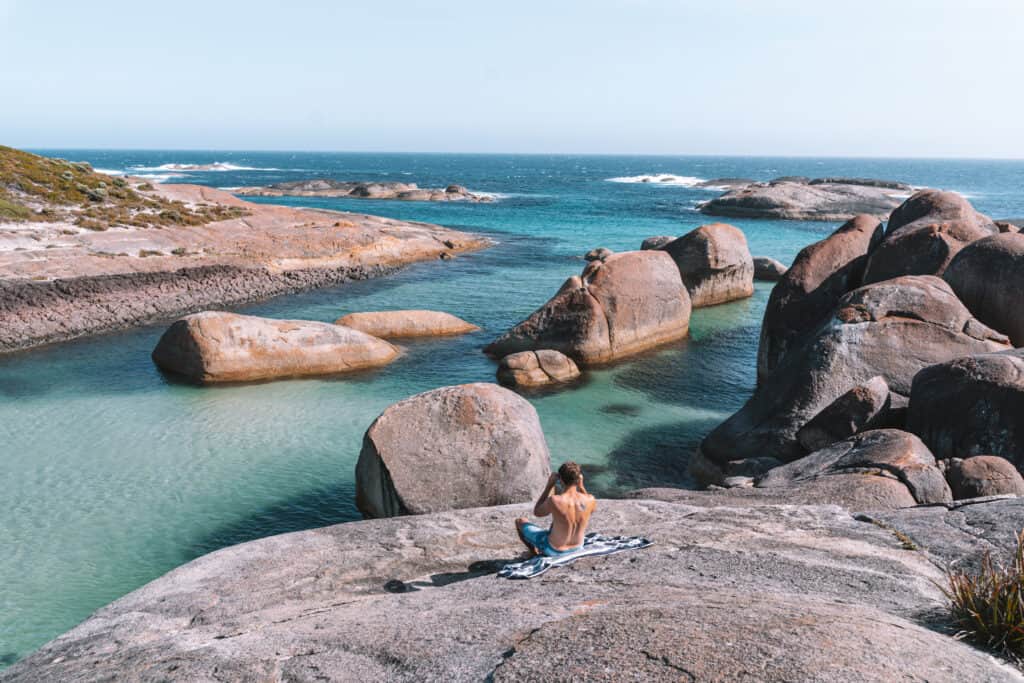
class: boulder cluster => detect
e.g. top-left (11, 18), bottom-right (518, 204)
top-left (695, 190), bottom-right (1024, 508)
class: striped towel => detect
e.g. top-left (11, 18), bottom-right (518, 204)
top-left (498, 532), bottom-right (654, 579)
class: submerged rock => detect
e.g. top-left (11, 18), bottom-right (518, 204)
top-left (944, 232), bottom-right (1024, 346)
top-left (8, 498), bottom-right (1021, 681)
top-left (334, 310), bottom-right (479, 338)
top-left (496, 350), bottom-right (580, 388)
top-left (484, 251), bottom-right (691, 365)
top-left (700, 179), bottom-right (906, 221)
top-left (907, 349), bottom-right (1024, 469)
top-left (756, 429), bottom-right (952, 508)
top-left (355, 383), bottom-right (551, 518)
top-left (698, 276), bottom-right (1011, 479)
top-left (753, 256), bottom-right (787, 281)
top-left (945, 456), bottom-right (1024, 500)
top-left (661, 223), bottom-right (754, 307)
top-left (151, 311), bottom-right (399, 384)
top-left (862, 190), bottom-right (998, 284)
top-left (757, 215), bottom-right (884, 382)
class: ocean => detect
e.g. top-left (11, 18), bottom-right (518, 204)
top-left (2, 151), bottom-right (1023, 666)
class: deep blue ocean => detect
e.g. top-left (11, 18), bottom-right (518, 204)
top-left (2, 150), bottom-right (1024, 666)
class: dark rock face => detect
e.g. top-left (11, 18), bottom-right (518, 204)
top-left (699, 276), bottom-right (1011, 479)
top-left (907, 349), bottom-right (1024, 469)
top-left (700, 179), bottom-right (906, 221)
top-left (945, 456), bottom-right (1024, 499)
top-left (496, 350), bottom-right (581, 388)
top-left (756, 429), bottom-right (952, 507)
top-left (753, 256), bottom-right (787, 281)
top-left (944, 233), bottom-right (1024, 346)
top-left (484, 251), bottom-right (691, 365)
top-left (796, 376), bottom-right (893, 453)
top-left (661, 223), bottom-right (754, 307)
top-left (862, 190), bottom-right (998, 284)
top-left (7, 499), bottom-right (1021, 682)
top-left (639, 235), bottom-right (673, 250)
top-left (355, 383), bottom-right (552, 518)
top-left (757, 215), bottom-right (884, 383)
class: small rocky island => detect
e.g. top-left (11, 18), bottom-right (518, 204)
top-left (700, 176), bottom-right (915, 221)
top-left (235, 179), bottom-right (493, 202)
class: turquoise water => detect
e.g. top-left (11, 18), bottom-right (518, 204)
top-left (3, 152), bottom-right (1024, 665)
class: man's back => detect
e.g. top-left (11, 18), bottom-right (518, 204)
top-left (547, 489), bottom-right (596, 550)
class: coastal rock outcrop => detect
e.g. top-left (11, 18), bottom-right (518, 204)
top-left (753, 256), bottom-right (787, 281)
top-left (355, 383), bottom-right (551, 518)
top-left (640, 235), bottom-right (673, 250)
top-left (151, 311), bottom-right (399, 384)
top-left (235, 179), bottom-right (491, 202)
top-left (795, 376), bottom-right (894, 453)
top-left (756, 429), bottom-right (952, 508)
top-left (661, 223), bottom-right (754, 307)
top-left (334, 310), bottom-right (479, 338)
top-left (907, 349), bottom-right (1024, 468)
top-left (583, 247), bottom-right (614, 262)
top-left (700, 178), bottom-right (907, 221)
top-left (862, 190), bottom-right (998, 284)
top-left (496, 350), bottom-right (580, 388)
top-left (484, 251), bottom-right (691, 365)
top-left (698, 276), bottom-right (1011, 479)
top-left (943, 232), bottom-right (1024, 346)
top-left (757, 215), bottom-right (883, 382)
top-left (8, 498), bottom-right (1023, 682)
top-left (945, 456), bottom-right (1024, 499)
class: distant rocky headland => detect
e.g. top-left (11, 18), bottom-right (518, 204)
top-left (700, 176), bottom-right (915, 221)
top-left (0, 146), bottom-right (490, 353)
top-left (235, 179), bottom-right (493, 202)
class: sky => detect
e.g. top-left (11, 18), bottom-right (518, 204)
top-left (2, 0), bottom-right (1023, 157)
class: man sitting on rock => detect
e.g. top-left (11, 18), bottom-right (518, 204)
top-left (515, 461), bottom-right (596, 557)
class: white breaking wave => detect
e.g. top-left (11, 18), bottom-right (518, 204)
top-left (134, 173), bottom-right (187, 183)
top-left (131, 162), bottom-right (280, 172)
top-left (93, 168), bottom-right (126, 176)
top-left (606, 173), bottom-right (705, 187)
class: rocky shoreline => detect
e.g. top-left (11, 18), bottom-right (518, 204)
top-left (235, 179), bottom-right (492, 202)
top-left (700, 176), bottom-right (914, 221)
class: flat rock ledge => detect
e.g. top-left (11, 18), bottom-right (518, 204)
top-left (6, 498), bottom-right (1024, 682)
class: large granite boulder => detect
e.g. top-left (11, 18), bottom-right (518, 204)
top-left (496, 350), bottom-right (580, 388)
top-left (9, 498), bottom-right (1023, 682)
top-left (945, 456), bottom-right (1024, 499)
top-left (334, 310), bottom-right (479, 338)
top-left (640, 235), bottom-right (673, 250)
top-left (862, 190), bottom-right (998, 284)
top-left (661, 223), bottom-right (754, 307)
top-left (907, 349), bottom-right (1024, 469)
top-left (756, 429), bottom-right (952, 507)
top-left (753, 256), bottom-right (787, 281)
top-left (355, 383), bottom-right (551, 518)
top-left (697, 276), bottom-right (1011, 482)
top-left (484, 251), bottom-right (691, 365)
top-left (700, 179), bottom-right (905, 221)
top-left (151, 311), bottom-right (399, 384)
top-left (944, 232), bottom-right (1024, 346)
top-left (757, 215), bottom-right (884, 382)
top-left (795, 376), bottom-right (894, 453)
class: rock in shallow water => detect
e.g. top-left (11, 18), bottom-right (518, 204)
top-left (334, 309), bottom-right (479, 338)
top-left (484, 251), bottom-right (691, 365)
top-left (151, 311), bottom-right (399, 384)
top-left (355, 383), bottom-right (551, 518)
top-left (753, 255), bottom-right (787, 281)
top-left (496, 350), bottom-right (580, 388)
top-left (661, 223), bottom-right (754, 307)
top-left (700, 179), bottom-right (905, 221)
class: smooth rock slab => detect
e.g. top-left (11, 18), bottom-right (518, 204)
top-left (6, 499), bottom-right (1020, 682)
top-left (334, 309), bottom-right (479, 338)
top-left (496, 350), bottom-right (581, 388)
top-left (151, 311), bottom-right (399, 384)
top-left (355, 383), bottom-right (551, 518)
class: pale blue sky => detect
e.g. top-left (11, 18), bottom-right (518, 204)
top-left (2, 0), bottom-right (1022, 156)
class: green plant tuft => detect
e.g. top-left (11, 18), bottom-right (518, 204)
top-left (941, 529), bottom-right (1024, 659)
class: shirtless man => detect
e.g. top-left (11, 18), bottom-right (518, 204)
top-left (515, 461), bottom-right (596, 557)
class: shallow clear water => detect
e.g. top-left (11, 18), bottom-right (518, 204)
top-left (3, 151), bottom-right (1024, 665)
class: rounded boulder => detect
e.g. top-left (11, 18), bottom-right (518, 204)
top-left (945, 456), bottom-right (1024, 499)
top-left (944, 232), bottom-right (1024, 346)
top-left (334, 310), bottom-right (479, 338)
top-left (497, 350), bottom-right (581, 388)
top-left (662, 223), bottom-right (754, 307)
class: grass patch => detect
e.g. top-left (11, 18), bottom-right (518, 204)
top-left (138, 249), bottom-right (163, 258)
top-left (941, 529), bottom-right (1024, 659)
top-left (0, 196), bottom-right (31, 221)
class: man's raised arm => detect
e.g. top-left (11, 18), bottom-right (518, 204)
top-left (533, 472), bottom-right (560, 517)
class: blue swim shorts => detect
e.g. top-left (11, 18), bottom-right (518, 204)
top-left (519, 522), bottom-right (582, 557)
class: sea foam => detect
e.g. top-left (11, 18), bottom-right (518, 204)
top-left (131, 162), bottom-right (280, 172)
top-left (606, 173), bottom-right (705, 187)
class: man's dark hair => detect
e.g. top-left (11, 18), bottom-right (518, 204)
top-left (558, 461), bottom-right (582, 486)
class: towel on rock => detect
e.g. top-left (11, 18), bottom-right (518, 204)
top-left (498, 532), bottom-right (653, 579)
